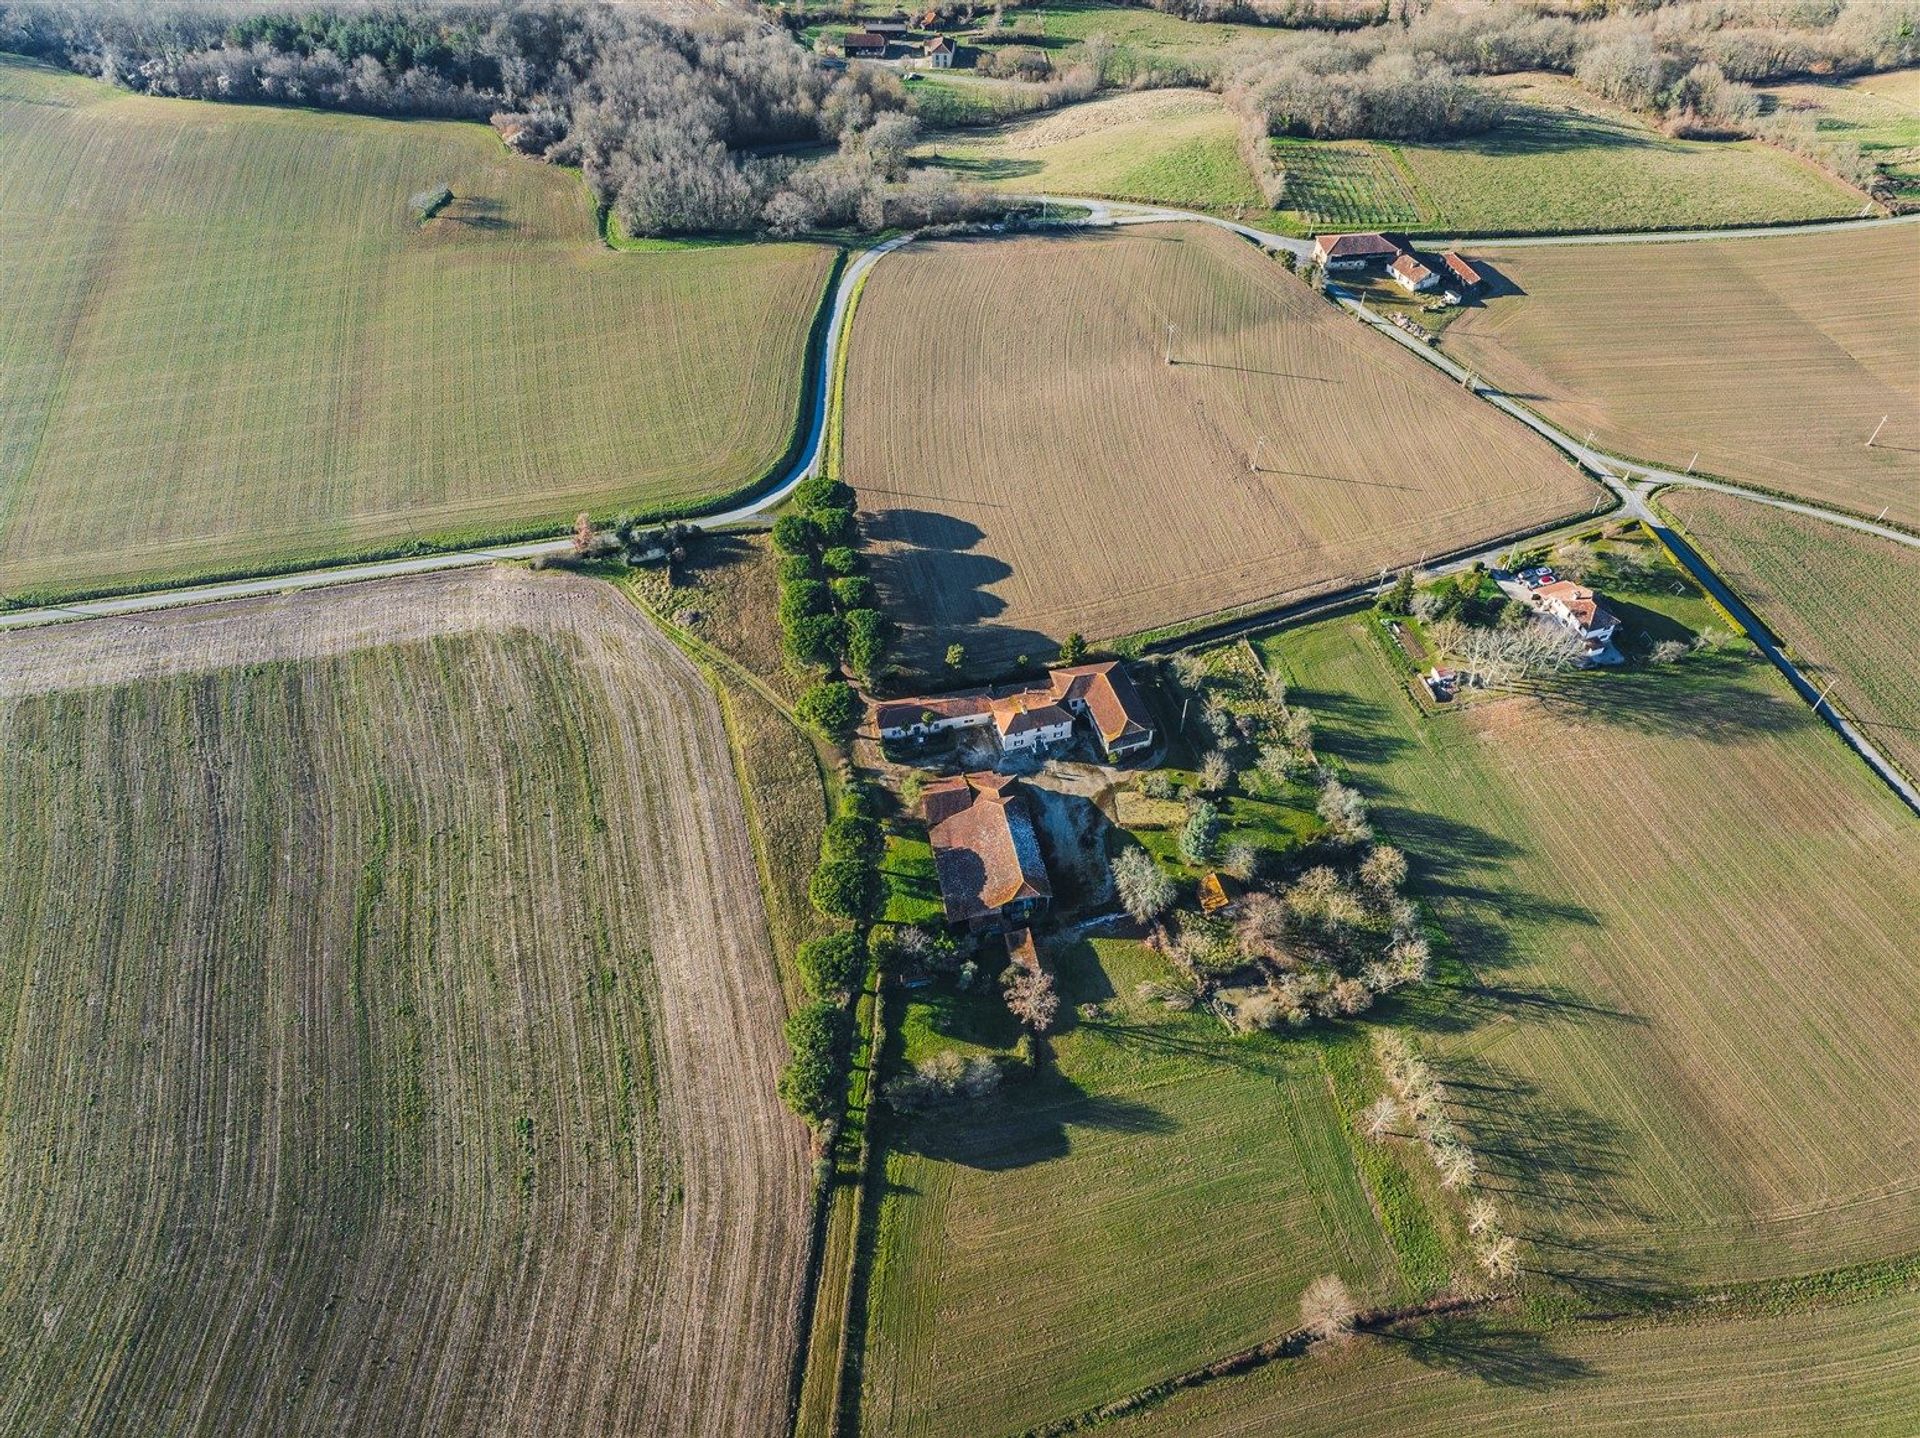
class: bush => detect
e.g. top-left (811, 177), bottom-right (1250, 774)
top-left (777, 999), bottom-right (851, 1127)
top-left (1057, 632), bottom-right (1088, 665)
top-left (820, 545), bottom-right (863, 577)
top-left (832, 575), bottom-right (878, 610)
top-left (796, 679), bottom-right (863, 738)
top-left (1113, 846), bottom-right (1176, 923)
top-left (772, 512), bottom-right (820, 556)
top-left (797, 930), bottom-right (868, 1000)
top-left (810, 856), bottom-right (883, 922)
top-left (793, 475), bottom-right (856, 513)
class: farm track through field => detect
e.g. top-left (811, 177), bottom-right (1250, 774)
top-left (0, 567), bottom-right (810, 1437)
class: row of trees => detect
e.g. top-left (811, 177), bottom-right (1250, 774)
top-left (774, 475), bottom-right (896, 691)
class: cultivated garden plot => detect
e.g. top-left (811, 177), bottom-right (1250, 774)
top-left (1662, 489), bottom-right (1920, 784)
top-left (1440, 225), bottom-right (1920, 524)
top-left (844, 223), bottom-right (1595, 673)
top-left (0, 568), bottom-right (810, 1438)
top-left (0, 59), bottom-right (834, 600)
top-left (1267, 608), bottom-right (1920, 1288)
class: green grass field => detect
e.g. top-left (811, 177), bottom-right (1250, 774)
top-left (1763, 68), bottom-right (1920, 203)
top-left (0, 568), bottom-right (810, 1436)
top-left (860, 936), bottom-right (1456, 1437)
top-left (923, 89), bottom-right (1263, 211)
top-left (0, 57), bottom-right (834, 600)
top-left (1261, 605), bottom-right (1920, 1291)
top-left (1660, 491), bottom-right (1920, 785)
top-left (975, 0), bottom-right (1269, 74)
top-left (1099, 1286), bottom-right (1920, 1435)
top-left (1274, 75), bottom-right (1862, 235)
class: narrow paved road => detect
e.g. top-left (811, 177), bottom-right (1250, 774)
top-left (4, 197), bottom-right (1914, 818)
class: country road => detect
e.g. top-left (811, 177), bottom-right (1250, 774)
top-left (2, 199), bottom-right (1913, 817)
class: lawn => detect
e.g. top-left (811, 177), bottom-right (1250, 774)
top-left (1660, 489), bottom-right (1920, 784)
top-left (859, 936), bottom-right (1444, 1437)
top-left (922, 89), bottom-right (1264, 212)
top-left (973, 0), bottom-right (1272, 75)
top-left (1439, 224), bottom-right (1920, 525)
top-left (1762, 67), bottom-right (1920, 203)
top-left (0, 57), bottom-right (835, 601)
top-left (1097, 1286), bottom-right (1920, 1436)
top-left (1271, 74), bottom-right (1864, 236)
top-left (844, 222), bottom-right (1595, 675)
top-left (1261, 608), bottom-right (1920, 1289)
top-left (0, 567), bottom-right (811, 1438)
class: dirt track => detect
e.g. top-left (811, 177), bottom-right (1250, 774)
top-left (0, 566), bottom-right (809, 1436)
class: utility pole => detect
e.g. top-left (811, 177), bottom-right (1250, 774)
top-left (1686, 452), bottom-right (1698, 474)
top-left (1165, 321), bottom-right (1176, 365)
top-left (1866, 415), bottom-right (1889, 448)
top-left (1812, 678), bottom-right (1835, 715)
top-left (1249, 435), bottom-right (1268, 473)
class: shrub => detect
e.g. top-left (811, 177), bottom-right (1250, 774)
top-left (810, 856), bottom-right (882, 922)
top-left (797, 930), bottom-right (868, 1000)
top-left (820, 545), bottom-right (863, 577)
top-left (945, 643), bottom-right (967, 670)
top-left (1057, 632), bottom-right (1088, 665)
top-left (779, 578), bottom-right (833, 626)
top-left (822, 814), bottom-right (882, 865)
top-left (1300, 1274), bottom-right (1358, 1343)
top-left (1178, 799), bottom-right (1221, 865)
top-left (777, 999), bottom-right (851, 1127)
top-left (796, 679), bottom-right (862, 739)
top-left (1197, 750), bottom-right (1232, 794)
top-left (810, 505), bottom-right (859, 547)
top-left (771, 512), bottom-right (820, 556)
top-left (779, 552), bottom-right (822, 585)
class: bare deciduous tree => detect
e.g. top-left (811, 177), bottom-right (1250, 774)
top-left (1112, 847), bottom-right (1176, 924)
top-left (1363, 1094), bottom-right (1399, 1141)
top-left (1300, 1274), bottom-right (1358, 1343)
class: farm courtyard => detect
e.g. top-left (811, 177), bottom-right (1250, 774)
top-left (0, 568), bottom-right (810, 1438)
top-left (843, 223), bottom-right (1596, 673)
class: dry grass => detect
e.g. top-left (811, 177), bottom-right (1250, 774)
top-left (1440, 226), bottom-right (1920, 524)
top-left (1270, 616), bottom-right (1920, 1285)
top-left (0, 58), bottom-right (834, 599)
top-left (1662, 490), bottom-right (1920, 784)
top-left (843, 223), bottom-right (1594, 674)
top-left (0, 567), bottom-right (811, 1436)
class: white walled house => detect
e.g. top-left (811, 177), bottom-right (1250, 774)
top-left (1531, 580), bottom-right (1620, 658)
top-left (1311, 232), bottom-right (1401, 271)
top-left (873, 661), bottom-right (1155, 760)
top-left (1390, 253), bottom-right (1439, 293)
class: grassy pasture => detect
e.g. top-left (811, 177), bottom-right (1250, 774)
top-left (0, 568), bottom-right (810, 1437)
top-left (1264, 612), bottom-right (1920, 1288)
top-left (1270, 75), bottom-right (1863, 236)
top-left (860, 937), bottom-right (1431, 1438)
top-left (1762, 67), bottom-right (1920, 203)
top-left (922, 89), bottom-right (1263, 211)
top-left (1441, 225), bottom-right (1920, 525)
top-left (843, 222), bottom-right (1594, 675)
top-left (974, 0), bottom-right (1270, 71)
top-left (0, 58), bottom-right (834, 600)
top-left (1097, 1288), bottom-right (1920, 1436)
top-left (1661, 490), bottom-right (1920, 784)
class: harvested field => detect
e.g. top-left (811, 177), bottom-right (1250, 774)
top-left (861, 938), bottom-right (1422, 1438)
top-left (0, 59), bottom-right (834, 600)
top-left (1440, 226), bottom-right (1920, 524)
top-left (0, 567), bottom-right (811, 1436)
top-left (844, 223), bottom-right (1594, 674)
top-left (1098, 1288), bottom-right (1920, 1436)
top-left (1662, 490), bottom-right (1920, 784)
top-left (924, 90), bottom-right (1263, 211)
top-left (1266, 616), bottom-right (1920, 1286)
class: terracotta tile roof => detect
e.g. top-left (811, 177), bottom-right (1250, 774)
top-left (1391, 253), bottom-right (1434, 285)
top-left (1443, 251), bottom-right (1482, 287)
top-left (1048, 661), bottom-right (1153, 749)
top-left (1315, 232), bottom-right (1400, 260)
top-left (873, 690), bottom-right (989, 732)
top-left (844, 30), bottom-right (889, 50)
top-left (924, 773), bottom-right (1051, 924)
top-left (992, 695), bottom-right (1075, 736)
top-left (1534, 581), bottom-right (1617, 634)
top-left (924, 34), bottom-right (954, 51)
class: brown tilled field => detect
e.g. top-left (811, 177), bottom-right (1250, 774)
top-left (1662, 490), bottom-right (1920, 783)
top-left (0, 568), bottom-right (810, 1437)
top-left (842, 224), bottom-right (1595, 674)
top-left (1440, 226), bottom-right (1920, 524)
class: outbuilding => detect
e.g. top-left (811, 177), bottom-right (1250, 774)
top-left (1310, 232), bottom-right (1402, 271)
top-left (843, 30), bottom-right (889, 58)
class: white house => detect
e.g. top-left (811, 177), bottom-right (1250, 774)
top-left (923, 35), bottom-right (955, 67)
top-left (1531, 580), bottom-right (1620, 658)
top-left (873, 660), bottom-right (1155, 760)
top-left (991, 695), bottom-right (1076, 752)
top-left (1390, 253), bottom-right (1439, 293)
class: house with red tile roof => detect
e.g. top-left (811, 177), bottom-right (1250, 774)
top-left (1390, 253), bottom-right (1439, 293)
top-left (1442, 251), bottom-right (1483, 292)
top-left (923, 773), bottom-right (1052, 929)
top-left (1311, 232), bottom-right (1402, 270)
top-left (873, 660), bottom-right (1154, 761)
top-left (1530, 580), bottom-right (1620, 658)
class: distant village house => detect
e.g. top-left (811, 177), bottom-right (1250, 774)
top-left (922, 34), bottom-right (955, 67)
top-left (874, 661), bottom-right (1155, 762)
top-left (842, 30), bottom-right (890, 58)
top-left (923, 773), bottom-right (1052, 930)
top-left (1310, 232), bottom-right (1402, 271)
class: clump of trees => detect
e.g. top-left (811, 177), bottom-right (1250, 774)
top-left (773, 474), bottom-right (894, 689)
top-left (884, 1048), bottom-right (1002, 1111)
top-left (0, 0), bottom-right (1012, 236)
top-left (1231, 44), bottom-right (1505, 143)
top-left (777, 998), bottom-right (851, 1129)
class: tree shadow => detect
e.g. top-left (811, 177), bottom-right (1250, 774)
top-left (931, 154), bottom-right (1045, 182)
top-left (1382, 1316), bottom-right (1596, 1391)
top-left (889, 1071), bottom-right (1177, 1170)
top-left (1526, 655), bottom-right (1809, 743)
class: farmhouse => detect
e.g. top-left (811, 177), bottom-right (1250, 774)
top-left (874, 660), bottom-right (1155, 761)
top-left (923, 35), bottom-right (955, 67)
top-left (1442, 251), bottom-right (1483, 293)
top-left (1390, 253), bottom-right (1439, 293)
top-left (1531, 579), bottom-right (1620, 658)
top-left (843, 30), bottom-right (890, 58)
top-left (923, 773), bottom-right (1053, 929)
top-left (1311, 232), bottom-right (1401, 271)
